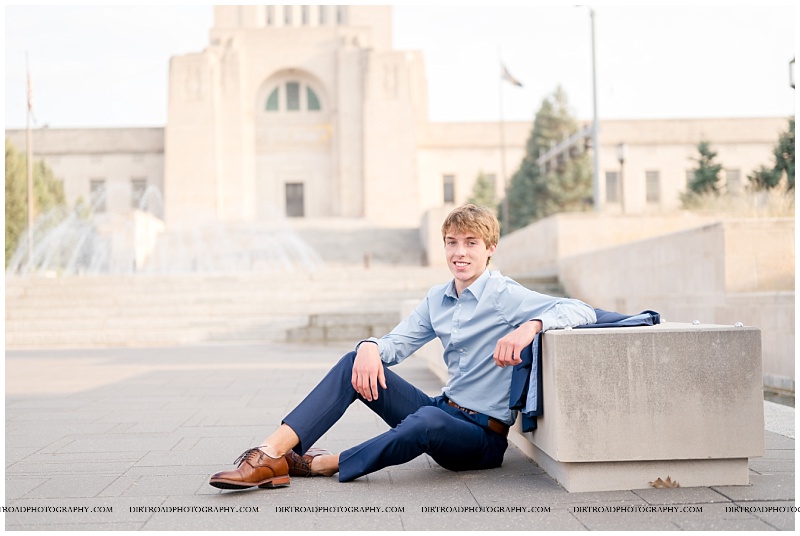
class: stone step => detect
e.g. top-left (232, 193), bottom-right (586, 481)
top-left (6, 314), bottom-right (309, 348)
top-left (507, 273), bottom-right (567, 296)
top-left (6, 290), bottom-right (428, 316)
top-left (5, 325), bottom-right (292, 349)
top-left (5, 270), bottom-right (449, 299)
top-left (5, 314), bottom-right (310, 332)
top-left (286, 310), bottom-right (403, 342)
top-left (293, 226), bottom-right (424, 266)
top-left (308, 311), bottom-right (400, 328)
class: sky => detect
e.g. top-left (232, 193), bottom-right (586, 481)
top-left (4, 4), bottom-right (796, 130)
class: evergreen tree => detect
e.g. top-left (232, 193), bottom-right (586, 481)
top-left (747, 118), bottom-right (794, 192)
top-left (5, 138), bottom-right (66, 267)
top-left (5, 139), bottom-right (27, 267)
top-left (775, 118), bottom-right (795, 190)
top-left (747, 165), bottom-right (781, 191)
top-left (542, 152), bottom-right (593, 215)
top-left (688, 140), bottom-right (723, 195)
top-left (467, 170), bottom-right (498, 210)
top-left (500, 86), bottom-right (591, 234)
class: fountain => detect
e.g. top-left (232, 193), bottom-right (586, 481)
top-left (6, 185), bottom-right (325, 276)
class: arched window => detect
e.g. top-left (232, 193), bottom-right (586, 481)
top-left (265, 81), bottom-right (323, 112)
top-left (266, 87), bottom-right (279, 111)
top-left (286, 82), bottom-right (300, 111)
top-left (307, 87), bottom-right (320, 111)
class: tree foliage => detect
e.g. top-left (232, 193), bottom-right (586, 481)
top-left (501, 86), bottom-right (592, 234)
top-left (748, 164), bottom-right (781, 191)
top-left (748, 118), bottom-right (794, 191)
top-left (680, 140), bottom-right (723, 208)
top-left (775, 118), bottom-right (795, 190)
top-left (5, 138), bottom-right (66, 267)
top-left (467, 170), bottom-right (498, 210)
top-left (688, 140), bottom-right (723, 195)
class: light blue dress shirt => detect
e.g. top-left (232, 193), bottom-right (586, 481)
top-left (358, 269), bottom-right (596, 424)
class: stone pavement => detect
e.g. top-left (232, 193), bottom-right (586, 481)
top-left (4, 342), bottom-right (795, 531)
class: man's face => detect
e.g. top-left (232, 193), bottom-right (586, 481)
top-left (444, 229), bottom-right (496, 294)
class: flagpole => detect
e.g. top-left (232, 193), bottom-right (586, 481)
top-left (26, 52), bottom-right (34, 265)
top-left (589, 7), bottom-right (601, 212)
top-left (497, 48), bottom-right (509, 234)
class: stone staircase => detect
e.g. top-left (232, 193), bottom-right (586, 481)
top-left (5, 267), bottom-right (451, 350)
top-left (6, 260), bottom-right (572, 349)
top-left (139, 221), bottom-right (427, 274)
top-left (508, 273), bottom-right (565, 297)
top-left (292, 225), bottom-right (425, 266)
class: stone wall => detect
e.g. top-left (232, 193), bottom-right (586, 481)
top-left (492, 212), bottom-right (720, 278)
top-left (557, 218), bottom-right (794, 392)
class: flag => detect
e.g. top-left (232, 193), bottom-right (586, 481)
top-left (26, 53), bottom-right (34, 117)
top-left (501, 63), bottom-right (523, 87)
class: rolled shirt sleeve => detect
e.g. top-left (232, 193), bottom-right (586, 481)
top-left (494, 278), bottom-right (596, 331)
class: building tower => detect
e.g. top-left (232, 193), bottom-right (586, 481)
top-left (164, 5), bottom-right (428, 227)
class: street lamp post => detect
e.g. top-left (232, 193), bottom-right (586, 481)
top-left (616, 143), bottom-right (627, 214)
top-left (588, 8), bottom-right (601, 212)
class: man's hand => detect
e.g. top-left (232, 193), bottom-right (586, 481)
top-left (493, 320), bottom-right (542, 368)
top-left (352, 342), bottom-right (387, 401)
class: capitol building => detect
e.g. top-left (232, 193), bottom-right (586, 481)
top-left (6, 5), bottom-right (787, 230)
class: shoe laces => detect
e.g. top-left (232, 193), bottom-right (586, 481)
top-left (233, 447), bottom-right (267, 467)
top-left (288, 451), bottom-right (312, 476)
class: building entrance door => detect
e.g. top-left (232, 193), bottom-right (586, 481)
top-left (285, 182), bottom-right (305, 217)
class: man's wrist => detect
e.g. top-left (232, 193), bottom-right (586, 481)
top-left (355, 339), bottom-right (379, 353)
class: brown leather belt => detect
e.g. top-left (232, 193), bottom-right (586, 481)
top-left (445, 398), bottom-right (509, 438)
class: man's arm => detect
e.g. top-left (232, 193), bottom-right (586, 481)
top-left (351, 341), bottom-right (386, 402)
top-left (350, 295), bottom-right (436, 401)
top-left (493, 278), bottom-right (596, 368)
top-left (356, 296), bottom-right (436, 367)
top-left (493, 319), bottom-right (542, 368)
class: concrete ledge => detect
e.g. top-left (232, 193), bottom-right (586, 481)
top-left (518, 323), bottom-right (764, 492)
top-left (509, 431), bottom-right (750, 492)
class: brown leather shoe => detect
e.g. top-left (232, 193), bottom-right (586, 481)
top-left (209, 447), bottom-right (290, 490)
top-left (284, 447), bottom-right (332, 477)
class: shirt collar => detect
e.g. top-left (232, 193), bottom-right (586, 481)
top-left (443, 268), bottom-right (491, 301)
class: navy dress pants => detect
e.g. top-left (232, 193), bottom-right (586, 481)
top-left (282, 351), bottom-right (508, 482)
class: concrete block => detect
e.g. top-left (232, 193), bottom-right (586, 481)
top-left (512, 323), bottom-right (764, 492)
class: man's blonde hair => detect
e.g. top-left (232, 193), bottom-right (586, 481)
top-left (441, 204), bottom-right (500, 248)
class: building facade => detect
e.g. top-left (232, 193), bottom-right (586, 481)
top-left (164, 5), bottom-right (429, 227)
top-left (5, 6), bottom-right (789, 230)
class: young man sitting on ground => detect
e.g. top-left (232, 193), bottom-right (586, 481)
top-left (209, 204), bottom-right (596, 489)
